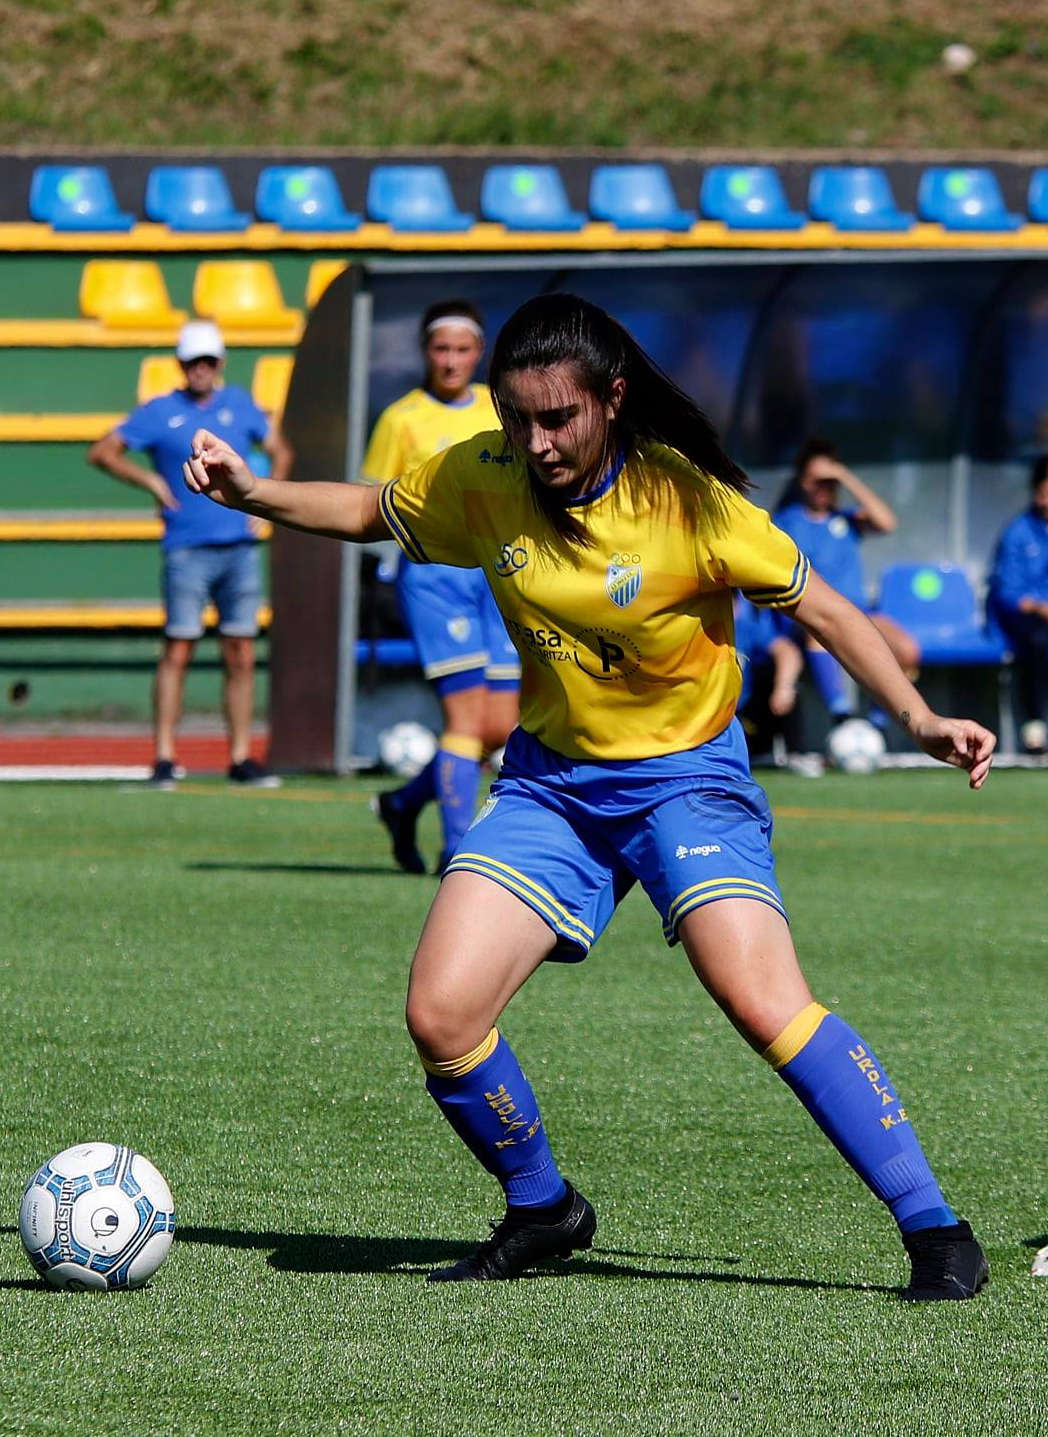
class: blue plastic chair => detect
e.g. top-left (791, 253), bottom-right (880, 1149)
top-left (878, 563), bottom-right (1005, 664)
top-left (700, 166), bottom-right (806, 229)
top-left (366, 166), bottom-right (473, 232)
top-left (480, 165), bottom-right (585, 231)
top-left (144, 166), bottom-right (251, 232)
top-left (29, 166), bottom-right (134, 232)
top-left (808, 166), bottom-right (915, 232)
top-left (1027, 169), bottom-right (1048, 222)
top-left (917, 167), bottom-right (1022, 231)
top-left (587, 164), bottom-right (695, 231)
top-left (255, 166), bottom-right (361, 231)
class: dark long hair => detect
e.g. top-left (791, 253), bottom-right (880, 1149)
top-left (489, 293), bottom-right (747, 544)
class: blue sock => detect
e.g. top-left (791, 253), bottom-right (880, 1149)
top-left (767, 1004), bottom-right (957, 1234)
top-left (435, 735), bottom-right (482, 861)
top-left (393, 756), bottom-right (437, 815)
top-left (421, 1029), bottom-right (567, 1209)
top-left (807, 650), bottom-right (852, 718)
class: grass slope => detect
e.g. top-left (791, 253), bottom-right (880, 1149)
top-left (1, 1), bottom-right (1047, 150)
top-left (0, 769), bottom-right (1045, 1434)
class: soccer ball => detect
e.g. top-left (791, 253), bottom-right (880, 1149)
top-left (19, 1143), bottom-right (176, 1291)
top-left (826, 718), bottom-right (886, 775)
top-left (377, 721), bottom-right (438, 778)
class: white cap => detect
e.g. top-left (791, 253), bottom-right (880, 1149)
top-left (176, 320), bottom-right (226, 362)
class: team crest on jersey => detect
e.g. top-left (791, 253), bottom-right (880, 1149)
top-left (605, 559), bottom-right (642, 609)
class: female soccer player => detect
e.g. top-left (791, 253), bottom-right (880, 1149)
top-left (183, 294), bottom-right (993, 1300)
top-left (364, 300), bottom-right (520, 875)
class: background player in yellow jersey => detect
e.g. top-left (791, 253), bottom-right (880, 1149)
top-left (183, 294), bottom-right (994, 1301)
top-left (363, 300), bottom-right (520, 874)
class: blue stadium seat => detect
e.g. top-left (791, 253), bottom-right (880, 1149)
top-left (255, 166), bottom-right (361, 231)
top-left (808, 166), bottom-right (915, 232)
top-left (1027, 169), bottom-right (1048, 223)
top-left (917, 167), bottom-right (1022, 231)
top-left (480, 165), bottom-right (585, 231)
top-left (366, 165), bottom-right (473, 232)
top-left (144, 166), bottom-right (251, 232)
top-left (587, 164), bottom-right (695, 231)
top-left (878, 563), bottom-right (1006, 664)
top-left (700, 166), bottom-right (805, 229)
top-left (29, 166), bottom-right (134, 232)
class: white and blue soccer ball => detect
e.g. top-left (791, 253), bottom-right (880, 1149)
top-left (377, 721), bottom-right (438, 778)
top-left (826, 717), bottom-right (887, 775)
top-left (19, 1143), bottom-right (176, 1291)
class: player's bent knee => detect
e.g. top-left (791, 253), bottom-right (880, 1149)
top-left (405, 992), bottom-right (489, 1065)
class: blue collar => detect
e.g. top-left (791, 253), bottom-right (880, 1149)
top-left (562, 450), bottom-right (626, 508)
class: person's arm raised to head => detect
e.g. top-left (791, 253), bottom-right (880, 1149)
top-left (791, 571), bottom-right (996, 789)
top-left (182, 428), bottom-right (389, 543)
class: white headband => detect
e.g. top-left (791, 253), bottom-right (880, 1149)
top-left (425, 315), bottom-right (483, 338)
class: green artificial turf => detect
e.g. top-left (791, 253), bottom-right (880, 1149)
top-left (0, 770), bottom-right (1045, 1435)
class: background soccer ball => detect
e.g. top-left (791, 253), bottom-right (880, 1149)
top-left (19, 1143), bottom-right (176, 1291)
top-left (826, 717), bottom-right (887, 775)
top-left (377, 721), bottom-right (438, 778)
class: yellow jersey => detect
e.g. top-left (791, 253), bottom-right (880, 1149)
top-left (361, 385), bottom-right (499, 483)
top-left (380, 434), bottom-right (808, 760)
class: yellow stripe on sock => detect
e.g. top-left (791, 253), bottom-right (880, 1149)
top-left (440, 732), bottom-right (484, 761)
top-left (419, 1027), bottom-right (499, 1079)
top-left (762, 1002), bottom-right (830, 1071)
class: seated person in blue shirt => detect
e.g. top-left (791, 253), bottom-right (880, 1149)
top-left (775, 438), bottom-right (920, 726)
top-left (988, 455), bottom-right (1048, 753)
top-left (89, 321), bottom-right (293, 788)
top-left (733, 595), bottom-right (813, 771)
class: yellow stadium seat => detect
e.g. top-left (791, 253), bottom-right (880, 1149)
top-left (305, 259), bottom-right (349, 309)
top-left (193, 260), bottom-right (302, 331)
top-left (80, 260), bottom-right (187, 329)
top-left (251, 355), bottom-right (294, 417)
top-left (137, 355), bottom-right (184, 404)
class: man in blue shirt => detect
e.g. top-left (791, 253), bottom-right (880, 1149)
top-left (988, 456), bottom-right (1048, 753)
top-left (776, 437), bottom-right (919, 727)
top-left (89, 321), bottom-right (292, 787)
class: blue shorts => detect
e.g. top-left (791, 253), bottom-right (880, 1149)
top-left (398, 562), bottom-right (520, 695)
top-left (162, 542), bottom-right (261, 641)
top-left (444, 720), bottom-right (786, 961)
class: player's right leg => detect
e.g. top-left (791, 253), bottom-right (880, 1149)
top-left (407, 871), bottom-right (596, 1282)
top-left (408, 765), bottom-right (618, 1281)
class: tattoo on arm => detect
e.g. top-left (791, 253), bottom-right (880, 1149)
top-left (899, 709), bottom-right (910, 728)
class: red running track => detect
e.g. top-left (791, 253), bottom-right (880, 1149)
top-left (0, 730), bottom-right (269, 770)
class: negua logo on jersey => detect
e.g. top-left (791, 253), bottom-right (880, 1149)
top-left (605, 553), bottom-right (642, 609)
top-left (478, 448), bottom-right (514, 466)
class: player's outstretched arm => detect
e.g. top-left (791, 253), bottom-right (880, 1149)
top-left (791, 571), bottom-right (996, 789)
top-left (182, 429), bottom-right (389, 542)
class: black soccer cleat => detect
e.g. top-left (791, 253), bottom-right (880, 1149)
top-left (902, 1220), bottom-right (989, 1301)
top-left (428, 1184), bottom-right (597, 1282)
top-left (371, 791), bottom-right (426, 874)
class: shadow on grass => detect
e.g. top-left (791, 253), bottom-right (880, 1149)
top-left (174, 1225), bottom-right (898, 1294)
top-left (187, 861), bottom-right (404, 877)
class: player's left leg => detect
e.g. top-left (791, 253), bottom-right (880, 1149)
top-left (678, 899), bottom-right (988, 1300)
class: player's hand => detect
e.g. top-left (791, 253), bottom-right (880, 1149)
top-left (182, 429), bottom-right (257, 509)
top-left (912, 715), bottom-right (996, 789)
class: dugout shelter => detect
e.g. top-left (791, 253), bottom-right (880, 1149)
top-left (272, 246), bottom-right (1048, 770)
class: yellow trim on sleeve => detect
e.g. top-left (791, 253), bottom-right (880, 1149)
top-left (439, 732), bottom-right (485, 761)
top-left (419, 1027), bottom-right (499, 1078)
top-left (762, 1002), bottom-right (830, 1071)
